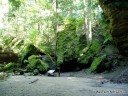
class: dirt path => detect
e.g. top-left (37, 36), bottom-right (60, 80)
top-left (0, 75), bottom-right (128, 96)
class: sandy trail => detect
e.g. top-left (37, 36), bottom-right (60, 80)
top-left (0, 75), bottom-right (128, 96)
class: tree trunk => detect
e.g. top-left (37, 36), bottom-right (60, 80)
top-left (55, 0), bottom-right (60, 76)
top-left (88, 0), bottom-right (92, 43)
top-left (83, 0), bottom-right (92, 44)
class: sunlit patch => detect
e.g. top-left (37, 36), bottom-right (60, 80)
top-left (80, 53), bottom-right (84, 56)
top-left (0, 0), bottom-right (9, 29)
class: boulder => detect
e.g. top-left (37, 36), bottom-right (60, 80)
top-left (20, 44), bottom-right (45, 64)
top-left (90, 56), bottom-right (106, 72)
top-left (0, 52), bottom-right (18, 63)
top-left (4, 63), bottom-right (15, 71)
top-left (27, 55), bottom-right (49, 73)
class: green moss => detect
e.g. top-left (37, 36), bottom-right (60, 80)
top-left (0, 67), bottom-right (4, 72)
top-left (4, 63), bottom-right (15, 71)
top-left (57, 17), bottom-right (81, 62)
top-left (28, 55), bottom-right (38, 68)
top-left (79, 53), bottom-right (93, 64)
top-left (28, 55), bottom-right (49, 72)
top-left (37, 60), bottom-right (49, 72)
top-left (90, 39), bottom-right (102, 53)
top-left (20, 44), bottom-right (41, 64)
top-left (90, 56), bottom-right (105, 72)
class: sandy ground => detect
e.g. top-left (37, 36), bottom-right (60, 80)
top-left (0, 66), bottom-right (128, 96)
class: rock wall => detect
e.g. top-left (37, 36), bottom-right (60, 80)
top-left (0, 52), bottom-right (18, 63)
top-left (99, 0), bottom-right (128, 56)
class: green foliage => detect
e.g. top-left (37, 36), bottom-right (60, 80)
top-left (64, 18), bottom-right (77, 30)
top-left (90, 38), bottom-right (102, 53)
top-left (0, 36), bottom-right (14, 52)
top-left (0, 34), bottom-right (24, 53)
top-left (78, 36), bottom-right (104, 65)
top-left (9, 0), bottom-right (21, 10)
top-left (90, 40), bottom-right (101, 52)
top-left (79, 53), bottom-right (93, 64)
top-left (90, 56), bottom-right (105, 72)
top-left (8, 0), bottom-right (21, 17)
top-left (0, 0), bottom-right (115, 73)
top-left (103, 34), bottom-right (113, 44)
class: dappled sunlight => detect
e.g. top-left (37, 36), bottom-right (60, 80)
top-left (0, 0), bottom-right (128, 95)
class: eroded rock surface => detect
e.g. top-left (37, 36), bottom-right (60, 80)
top-left (99, 0), bottom-right (128, 56)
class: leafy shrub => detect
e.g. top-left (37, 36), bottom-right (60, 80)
top-left (90, 38), bottom-right (102, 53)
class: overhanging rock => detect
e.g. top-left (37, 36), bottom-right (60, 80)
top-left (99, 0), bottom-right (128, 56)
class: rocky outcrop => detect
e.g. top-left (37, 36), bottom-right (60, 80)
top-left (99, 0), bottom-right (128, 56)
top-left (0, 52), bottom-right (18, 63)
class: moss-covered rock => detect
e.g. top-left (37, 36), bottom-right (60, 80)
top-left (28, 55), bottom-right (38, 69)
top-left (33, 69), bottom-right (39, 75)
top-left (56, 17), bottom-right (83, 68)
top-left (0, 67), bottom-right (4, 72)
top-left (37, 60), bottom-right (49, 72)
top-left (78, 37), bottom-right (104, 67)
top-left (41, 55), bottom-right (56, 70)
top-left (20, 44), bottom-right (45, 64)
top-left (101, 44), bottom-right (119, 55)
top-left (28, 55), bottom-right (49, 72)
top-left (90, 56), bottom-right (105, 72)
top-left (4, 63), bottom-right (15, 71)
